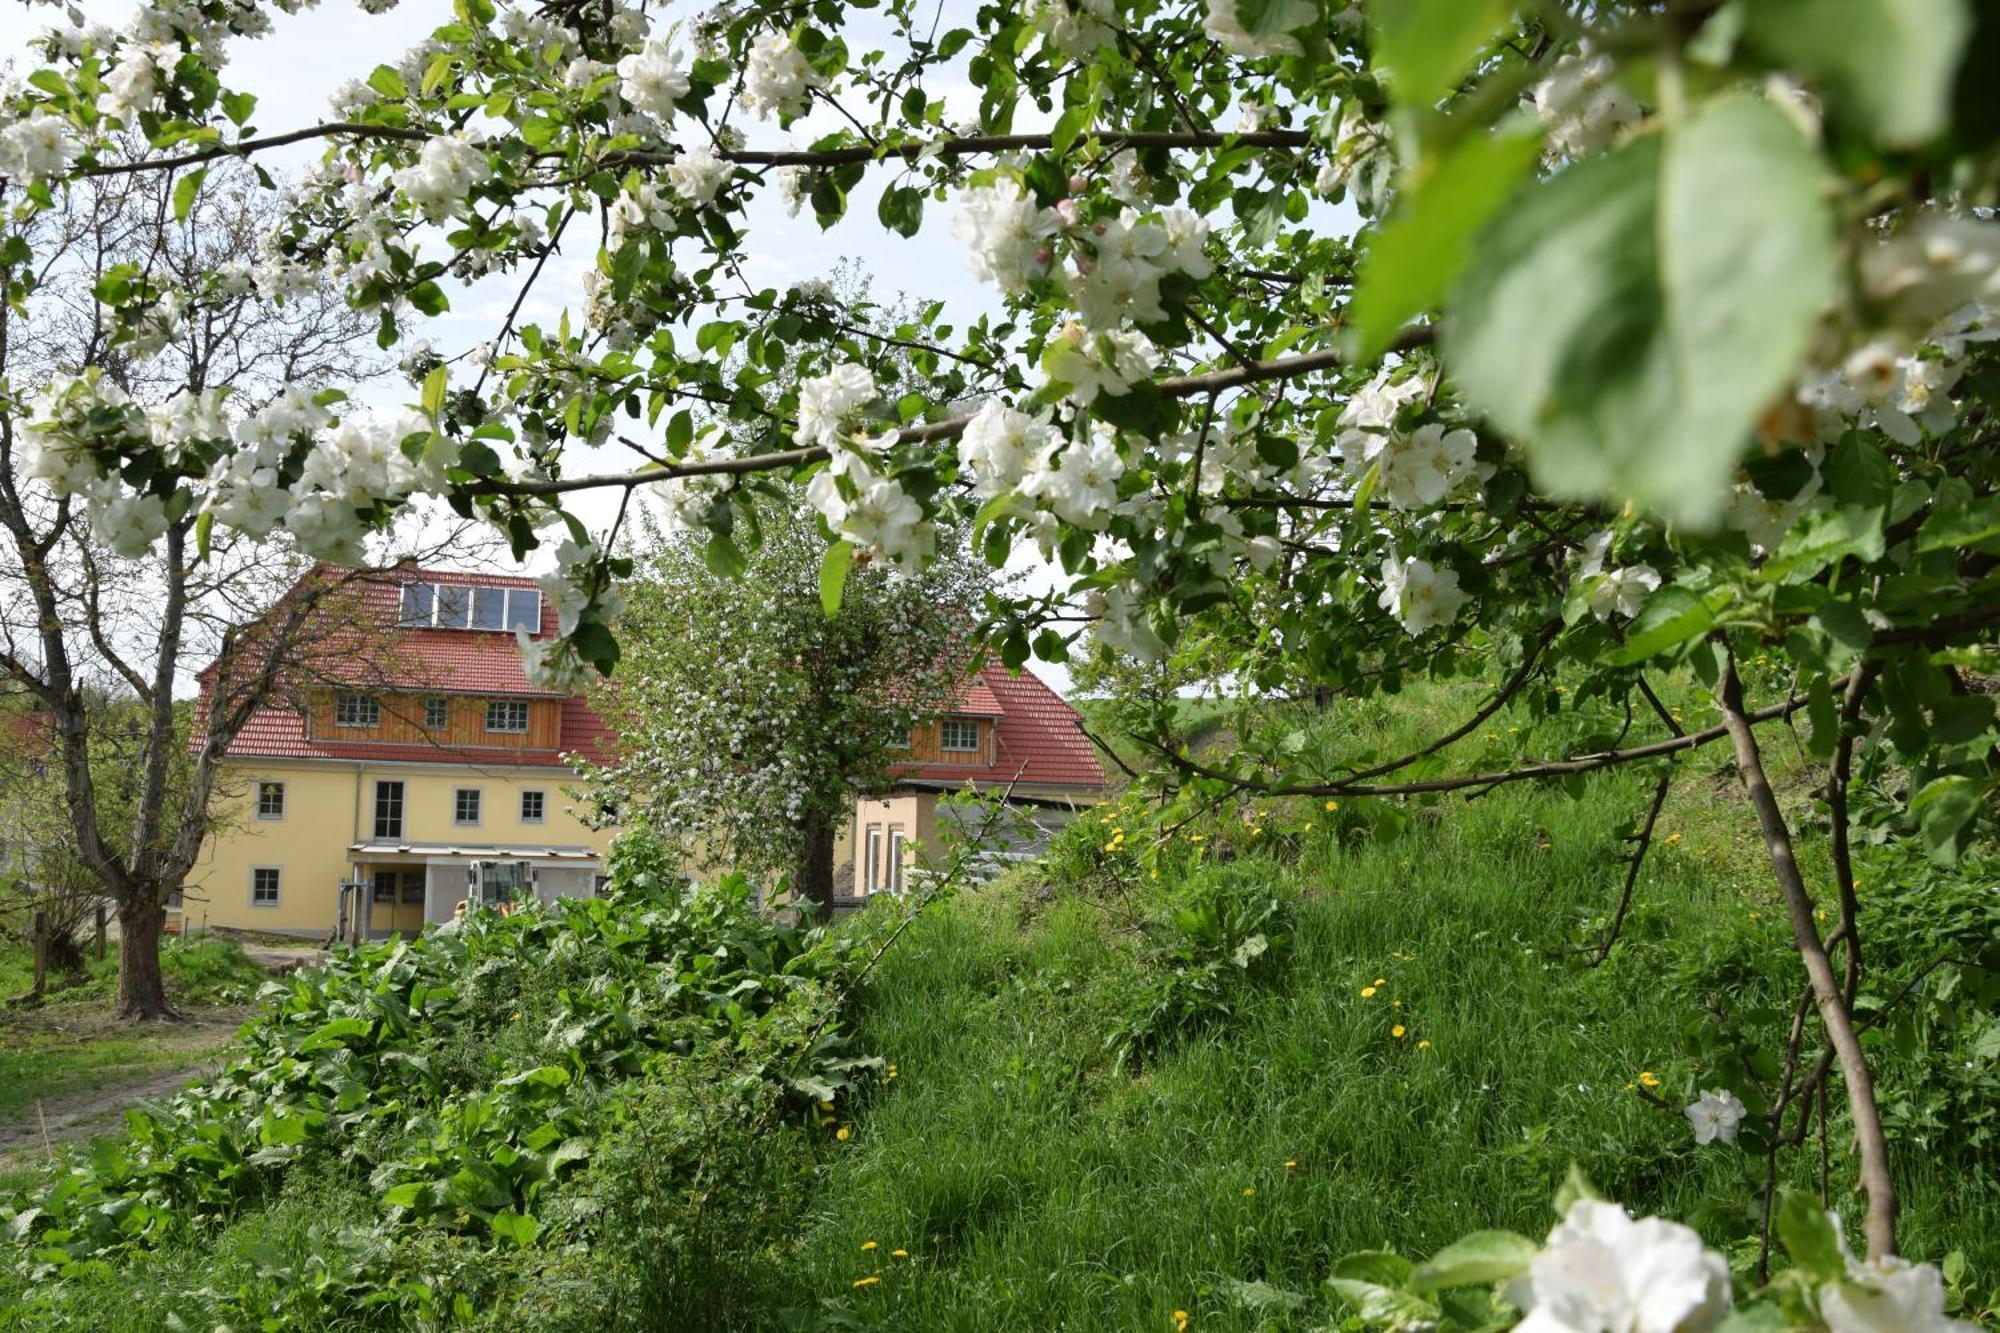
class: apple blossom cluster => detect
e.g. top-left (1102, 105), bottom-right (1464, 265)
top-left (1377, 554), bottom-right (1467, 636)
top-left (1332, 368), bottom-right (1489, 510)
top-left (1532, 47), bottom-right (1642, 159)
top-left (1820, 1248), bottom-right (1978, 1333)
top-left (1044, 322), bottom-right (1161, 403)
top-left (666, 143), bottom-right (732, 208)
top-left (794, 365), bottom-right (935, 570)
top-left (0, 111), bottom-right (78, 184)
top-left (390, 132), bottom-right (493, 220)
top-left (1507, 1198), bottom-right (1732, 1332)
top-left (519, 538), bottom-right (628, 691)
top-left (739, 31), bottom-right (816, 122)
top-left (1030, 0), bottom-right (1116, 58)
top-left (616, 36), bottom-right (692, 123)
top-left (1682, 1088), bottom-right (1746, 1146)
top-left (1576, 531), bottom-right (1662, 622)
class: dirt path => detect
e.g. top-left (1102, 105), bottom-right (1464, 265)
top-left (0, 1060), bottom-right (227, 1163)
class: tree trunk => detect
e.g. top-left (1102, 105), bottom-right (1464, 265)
top-left (115, 893), bottom-right (179, 1022)
top-left (793, 812), bottom-right (837, 922)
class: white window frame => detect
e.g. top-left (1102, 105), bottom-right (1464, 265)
top-left (250, 865), bottom-right (281, 908)
top-left (453, 787), bottom-right (483, 826)
top-left (520, 789), bottom-right (546, 824)
top-left (887, 826), bottom-right (907, 893)
top-left (398, 581), bottom-right (543, 634)
top-left (423, 696), bottom-right (449, 729)
top-left (939, 718), bottom-right (981, 752)
top-left (485, 699), bottom-right (530, 734)
top-left (374, 780), bottom-right (405, 840)
top-left (334, 693), bottom-right (380, 728)
top-left (864, 825), bottom-right (883, 894)
top-left (255, 781), bottom-right (286, 820)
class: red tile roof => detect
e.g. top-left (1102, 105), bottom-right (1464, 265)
top-left (897, 664), bottom-right (1104, 793)
top-left (196, 563), bottom-right (612, 768)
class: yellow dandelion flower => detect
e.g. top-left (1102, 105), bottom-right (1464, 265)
top-left (1242, 1187), bottom-right (1255, 1197)
top-left (1360, 986), bottom-right (1378, 998)
top-left (1284, 1159), bottom-right (1298, 1170)
top-left (1303, 822), bottom-right (1315, 832)
top-left (836, 1124), bottom-right (852, 1141)
top-left (853, 1275), bottom-right (880, 1288)
top-left (1391, 1000), bottom-right (1402, 1010)
top-left (1374, 977), bottom-right (1386, 986)
top-left (1323, 800), bottom-right (1338, 811)
top-left (1417, 1039), bottom-right (1431, 1050)
top-left (861, 1241), bottom-right (878, 1252)
top-left (1172, 1312), bottom-right (1190, 1331)
top-left (1638, 1071), bottom-right (1661, 1089)
top-left (1191, 834), bottom-right (1205, 842)
top-left (818, 1100), bottom-right (835, 1112)
top-left (1392, 1025), bottom-right (1407, 1039)
top-left (886, 1065), bottom-right (898, 1080)
top-left (892, 1249), bottom-right (910, 1259)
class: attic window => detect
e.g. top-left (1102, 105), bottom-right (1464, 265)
top-left (334, 693), bottom-right (379, 728)
top-left (940, 718), bottom-right (980, 752)
top-left (399, 581), bottom-right (541, 633)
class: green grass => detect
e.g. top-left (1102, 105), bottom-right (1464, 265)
top-left (767, 749), bottom-right (1996, 1327)
top-left (0, 932), bottom-right (268, 1010)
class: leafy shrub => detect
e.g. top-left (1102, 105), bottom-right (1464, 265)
top-left (1107, 862), bottom-right (1296, 1069)
top-left (1, 837), bottom-right (883, 1329)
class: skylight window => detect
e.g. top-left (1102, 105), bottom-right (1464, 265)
top-left (399, 581), bottom-right (541, 633)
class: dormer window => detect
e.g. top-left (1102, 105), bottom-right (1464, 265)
top-left (334, 693), bottom-right (380, 728)
top-left (400, 581), bottom-right (541, 633)
top-left (940, 718), bottom-right (980, 752)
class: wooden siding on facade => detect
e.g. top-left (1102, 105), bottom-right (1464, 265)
top-left (305, 691), bottom-right (563, 751)
top-left (901, 717), bottom-right (995, 766)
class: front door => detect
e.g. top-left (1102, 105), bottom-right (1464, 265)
top-left (370, 867), bottom-right (427, 936)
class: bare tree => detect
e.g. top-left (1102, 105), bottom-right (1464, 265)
top-left (0, 158), bottom-right (389, 1019)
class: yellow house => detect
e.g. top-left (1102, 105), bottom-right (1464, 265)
top-left (186, 566), bottom-right (615, 939)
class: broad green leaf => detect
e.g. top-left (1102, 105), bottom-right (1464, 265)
top-left (1448, 95), bottom-right (1835, 528)
top-left (1742, 0), bottom-right (1971, 147)
top-left (1910, 774), bottom-right (1988, 864)
top-left (1369, 0), bottom-right (1511, 111)
top-left (172, 168), bottom-right (207, 223)
top-left (421, 364), bottom-right (449, 419)
top-left (1409, 1230), bottom-right (1539, 1293)
top-left (1605, 587), bottom-right (1716, 666)
top-left (819, 540), bottom-right (853, 617)
top-left (490, 1208), bottom-right (541, 1247)
top-left (1775, 1189), bottom-right (1846, 1280)
top-left (1916, 491), bottom-right (2000, 551)
top-left (1325, 1278), bottom-right (1439, 1324)
top-left (1552, 1163), bottom-right (1601, 1215)
top-left (1761, 504), bottom-right (1885, 582)
top-left (1349, 126), bottom-right (1542, 362)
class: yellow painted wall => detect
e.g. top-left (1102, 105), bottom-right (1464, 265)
top-left (848, 792), bottom-right (940, 897)
top-left (188, 758), bottom-right (612, 935)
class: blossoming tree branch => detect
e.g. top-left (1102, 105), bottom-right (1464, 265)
top-left (3, 0), bottom-right (1996, 1323)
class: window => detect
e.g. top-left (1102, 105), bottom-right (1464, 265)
top-left (864, 825), bottom-right (883, 895)
top-left (397, 581), bottom-right (542, 634)
top-left (334, 693), bottom-right (380, 728)
top-left (373, 780), bottom-right (405, 839)
top-left (372, 869), bottom-right (399, 904)
top-left (251, 867), bottom-right (281, 907)
top-left (486, 699), bottom-right (530, 733)
top-left (256, 781), bottom-right (285, 820)
top-left (435, 583), bottom-right (470, 629)
top-left (472, 585), bottom-right (508, 631)
top-left (398, 581), bottom-right (434, 627)
top-left (454, 788), bottom-right (482, 825)
top-left (887, 826), bottom-right (907, 893)
top-left (400, 870), bottom-right (425, 905)
top-left (939, 718), bottom-right (980, 752)
top-left (520, 790), bottom-right (546, 824)
top-left (423, 697), bottom-right (448, 730)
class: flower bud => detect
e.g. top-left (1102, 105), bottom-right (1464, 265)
top-left (1067, 173), bottom-right (1089, 194)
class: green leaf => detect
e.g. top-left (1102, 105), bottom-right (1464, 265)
top-left (221, 90), bottom-right (257, 126)
top-left (1910, 774), bottom-right (1988, 864)
top-left (421, 364), bottom-right (449, 419)
top-left (877, 185), bottom-right (925, 238)
top-left (1330, 1251), bottom-right (1415, 1287)
top-left (1605, 587), bottom-right (1716, 666)
top-left (1409, 1230), bottom-right (1539, 1293)
top-left (171, 168), bottom-right (207, 223)
top-left (1806, 673), bottom-right (1838, 759)
top-left (1369, 0), bottom-right (1511, 111)
top-left (1326, 1278), bottom-right (1439, 1324)
top-left (194, 509), bottom-right (214, 562)
top-left (1448, 95), bottom-right (1835, 528)
top-left (1349, 127), bottom-right (1542, 362)
top-left (1775, 1189), bottom-right (1846, 1281)
top-left (1742, 0), bottom-right (1971, 146)
top-left (1761, 504), bottom-right (1885, 582)
top-left (1051, 102), bottom-right (1092, 158)
top-left (1916, 491), bottom-right (2000, 551)
top-left (819, 540), bottom-right (853, 617)
top-left (1552, 1163), bottom-right (1601, 1215)
top-left (490, 1209), bottom-right (540, 1247)
top-left (366, 64), bottom-right (407, 101)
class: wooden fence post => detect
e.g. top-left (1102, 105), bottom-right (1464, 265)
top-left (31, 909), bottom-right (47, 995)
top-left (94, 902), bottom-right (106, 961)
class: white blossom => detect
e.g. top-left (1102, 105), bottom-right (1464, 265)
top-left (1020, 429), bottom-right (1125, 527)
top-left (1682, 1088), bottom-right (1746, 1145)
top-left (1507, 1199), bottom-right (1732, 1333)
top-left (0, 112), bottom-right (80, 184)
top-left (1821, 1253), bottom-right (1977, 1333)
top-left (1860, 214), bottom-right (2000, 330)
top-left (1591, 565), bottom-right (1662, 621)
top-left (740, 31), bottom-right (815, 121)
top-left (1044, 322), bottom-right (1158, 404)
top-left (794, 363), bottom-right (877, 448)
top-left (89, 485), bottom-right (171, 558)
top-left (666, 143), bottom-right (731, 206)
top-left (1533, 50), bottom-right (1640, 159)
top-left (959, 399), bottom-right (1056, 500)
top-left (98, 51), bottom-right (159, 126)
top-left (616, 38), bottom-right (690, 122)
top-left (1378, 555), bottom-right (1467, 635)
top-left (775, 165), bottom-right (811, 217)
top-left (952, 179), bottom-right (1059, 295)
top-left (1032, 0), bottom-right (1116, 56)
top-left (1380, 423), bottom-right (1479, 509)
top-left (390, 132), bottom-right (491, 219)
top-left (1204, 0), bottom-right (1315, 57)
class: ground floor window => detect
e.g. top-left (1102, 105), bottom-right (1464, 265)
top-left (251, 867), bottom-right (281, 906)
top-left (887, 826), bottom-right (907, 893)
top-left (864, 824), bottom-right (883, 894)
